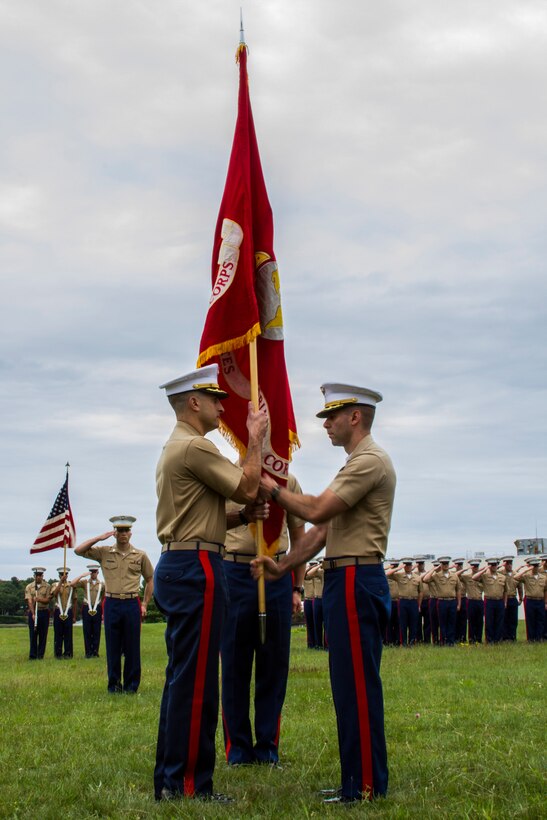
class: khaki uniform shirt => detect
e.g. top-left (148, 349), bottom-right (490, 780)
top-left (387, 576), bottom-right (399, 601)
top-left (479, 572), bottom-right (507, 600)
top-left (416, 571), bottom-right (430, 600)
top-left (519, 572), bottom-right (546, 599)
top-left (393, 570), bottom-right (422, 599)
top-left (51, 581), bottom-right (74, 609)
top-left (25, 580), bottom-right (51, 611)
top-left (423, 573), bottom-right (439, 597)
top-left (303, 575), bottom-right (315, 599)
top-left (428, 571), bottom-right (461, 599)
top-left (156, 421), bottom-right (243, 544)
top-left (83, 545), bottom-right (154, 595)
top-left (74, 579), bottom-right (105, 608)
top-left (225, 474), bottom-right (304, 555)
top-left (498, 569), bottom-right (522, 599)
top-left (325, 435), bottom-right (396, 559)
top-left (458, 572), bottom-right (483, 601)
top-left (313, 568), bottom-right (324, 599)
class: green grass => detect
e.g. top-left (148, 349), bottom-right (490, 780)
top-left (0, 626), bottom-right (545, 818)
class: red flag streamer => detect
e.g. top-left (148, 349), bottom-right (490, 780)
top-left (198, 45), bottom-right (299, 556)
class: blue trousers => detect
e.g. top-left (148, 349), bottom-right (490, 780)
top-left (397, 599), bottom-right (419, 645)
top-left (429, 598), bottom-right (439, 643)
top-left (523, 597), bottom-right (545, 642)
top-left (82, 603), bottom-right (103, 657)
top-left (418, 599), bottom-right (431, 643)
top-left (154, 550), bottom-right (227, 799)
top-left (484, 599), bottom-right (504, 643)
top-left (103, 597), bottom-right (141, 692)
top-left (313, 597), bottom-right (326, 648)
top-left (466, 599), bottom-right (483, 643)
top-left (304, 599), bottom-right (315, 647)
top-left (455, 598), bottom-right (467, 642)
top-left (221, 563), bottom-right (292, 764)
top-left (323, 564), bottom-right (390, 800)
top-left (385, 598), bottom-right (399, 645)
top-left (437, 599), bottom-right (457, 646)
top-left (53, 608), bottom-right (74, 657)
top-left (502, 597), bottom-right (519, 641)
top-left (28, 610), bottom-right (49, 659)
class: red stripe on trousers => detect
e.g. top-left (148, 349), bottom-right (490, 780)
top-left (222, 709), bottom-right (231, 761)
top-left (345, 566), bottom-right (374, 798)
top-left (184, 552), bottom-right (215, 797)
top-left (483, 600), bottom-right (488, 643)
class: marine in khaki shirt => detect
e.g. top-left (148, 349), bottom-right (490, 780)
top-left (157, 422), bottom-right (244, 546)
top-left (472, 564), bottom-right (508, 600)
top-left (222, 473), bottom-right (306, 765)
top-left (387, 564), bottom-right (422, 602)
top-left (25, 568), bottom-right (52, 660)
top-left (72, 571), bottom-right (105, 610)
top-left (253, 382), bottom-right (396, 802)
top-left (456, 568), bottom-right (484, 600)
top-left (51, 569), bottom-right (76, 615)
top-left (75, 517), bottom-right (154, 693)
top-left (514, 565), bottom-right (547, 600)
top-left (422, 564), bottom-right (462, 602)
top-left (25, 575), bottom-right (52, 612)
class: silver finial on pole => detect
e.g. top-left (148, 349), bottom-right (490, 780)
top-left (240, 7), bottom-right (245, 44)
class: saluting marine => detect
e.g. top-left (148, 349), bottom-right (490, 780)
top-left (498, 556), bottom-right (522, 641)
top-left (75, 516), bottom-right (154, 693)
top-left (456, 560), bottom-right (484, 643)
top-left (307, 559), bottom-right (327, 649)
top-left (452, 559), bottom-right (467, 642)
top-left (385, 560), bottom-right (400, 646)
top-left (414, 557), bottom-right (431, 643)
top-left (25, 567), bottom-right (51, 660)
top-left (514, 559), bottom-right (546, 642)
top-left (422, 557), bottom-right (461, 646)
top-left (472, 558), bottom-right (507, 644)
top-left (303, 562), bottom-right (318, 648)
top-left (385, 559), bottom-right (421, 646)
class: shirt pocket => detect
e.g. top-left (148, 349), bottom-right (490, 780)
top-left (104, 557), bottom-right (119, 571)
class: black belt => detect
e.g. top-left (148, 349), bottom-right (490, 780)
top-left (224, 550), bottom-right (287, 564)
top-left (162, 540), bottom-right (224, 555)
top-left (105, 592), bottom-right (139, 600)
top-left (399, 597), bottom-right (419, 600)
top-left (323, 555), bottom-right (382, 570)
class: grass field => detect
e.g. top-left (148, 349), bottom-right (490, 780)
top-left (0, 624), bottom-right (545, 819)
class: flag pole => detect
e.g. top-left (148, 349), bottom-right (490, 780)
top-left (239, 11), bottom-right (267, 644)
top-left (63, 462), bottom-right (70, 573)
top-left (249, 338), bottom-right (267, 644)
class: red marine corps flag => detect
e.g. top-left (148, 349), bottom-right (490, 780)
top-left (198, 34), bottom-right (299, 557)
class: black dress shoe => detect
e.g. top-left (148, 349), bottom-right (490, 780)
top-left (160, 788), bottom-right (182, 801)
top-left (323, 795), bottom-right (360, 805)
top-left (319, 787), bottom-right (342, 797)
top-left (195, 792), bottom-right (234, 803)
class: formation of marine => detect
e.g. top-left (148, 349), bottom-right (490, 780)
top-left (302, 554), bottom-right (547, 647)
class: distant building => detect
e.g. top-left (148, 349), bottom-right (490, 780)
top-left (514, 538), bottom-right (545, 556)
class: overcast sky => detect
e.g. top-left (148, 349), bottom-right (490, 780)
top-left (1, 0), bottom-right (546, 579)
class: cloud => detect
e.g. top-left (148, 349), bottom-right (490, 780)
top-left (1, 0), bottom-right (546, 577)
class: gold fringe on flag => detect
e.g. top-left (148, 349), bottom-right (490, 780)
top-left (196, 323), bottom-right (262, 369)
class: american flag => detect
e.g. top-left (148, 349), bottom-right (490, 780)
top-left (30, 475), bottom-right (76, 554)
